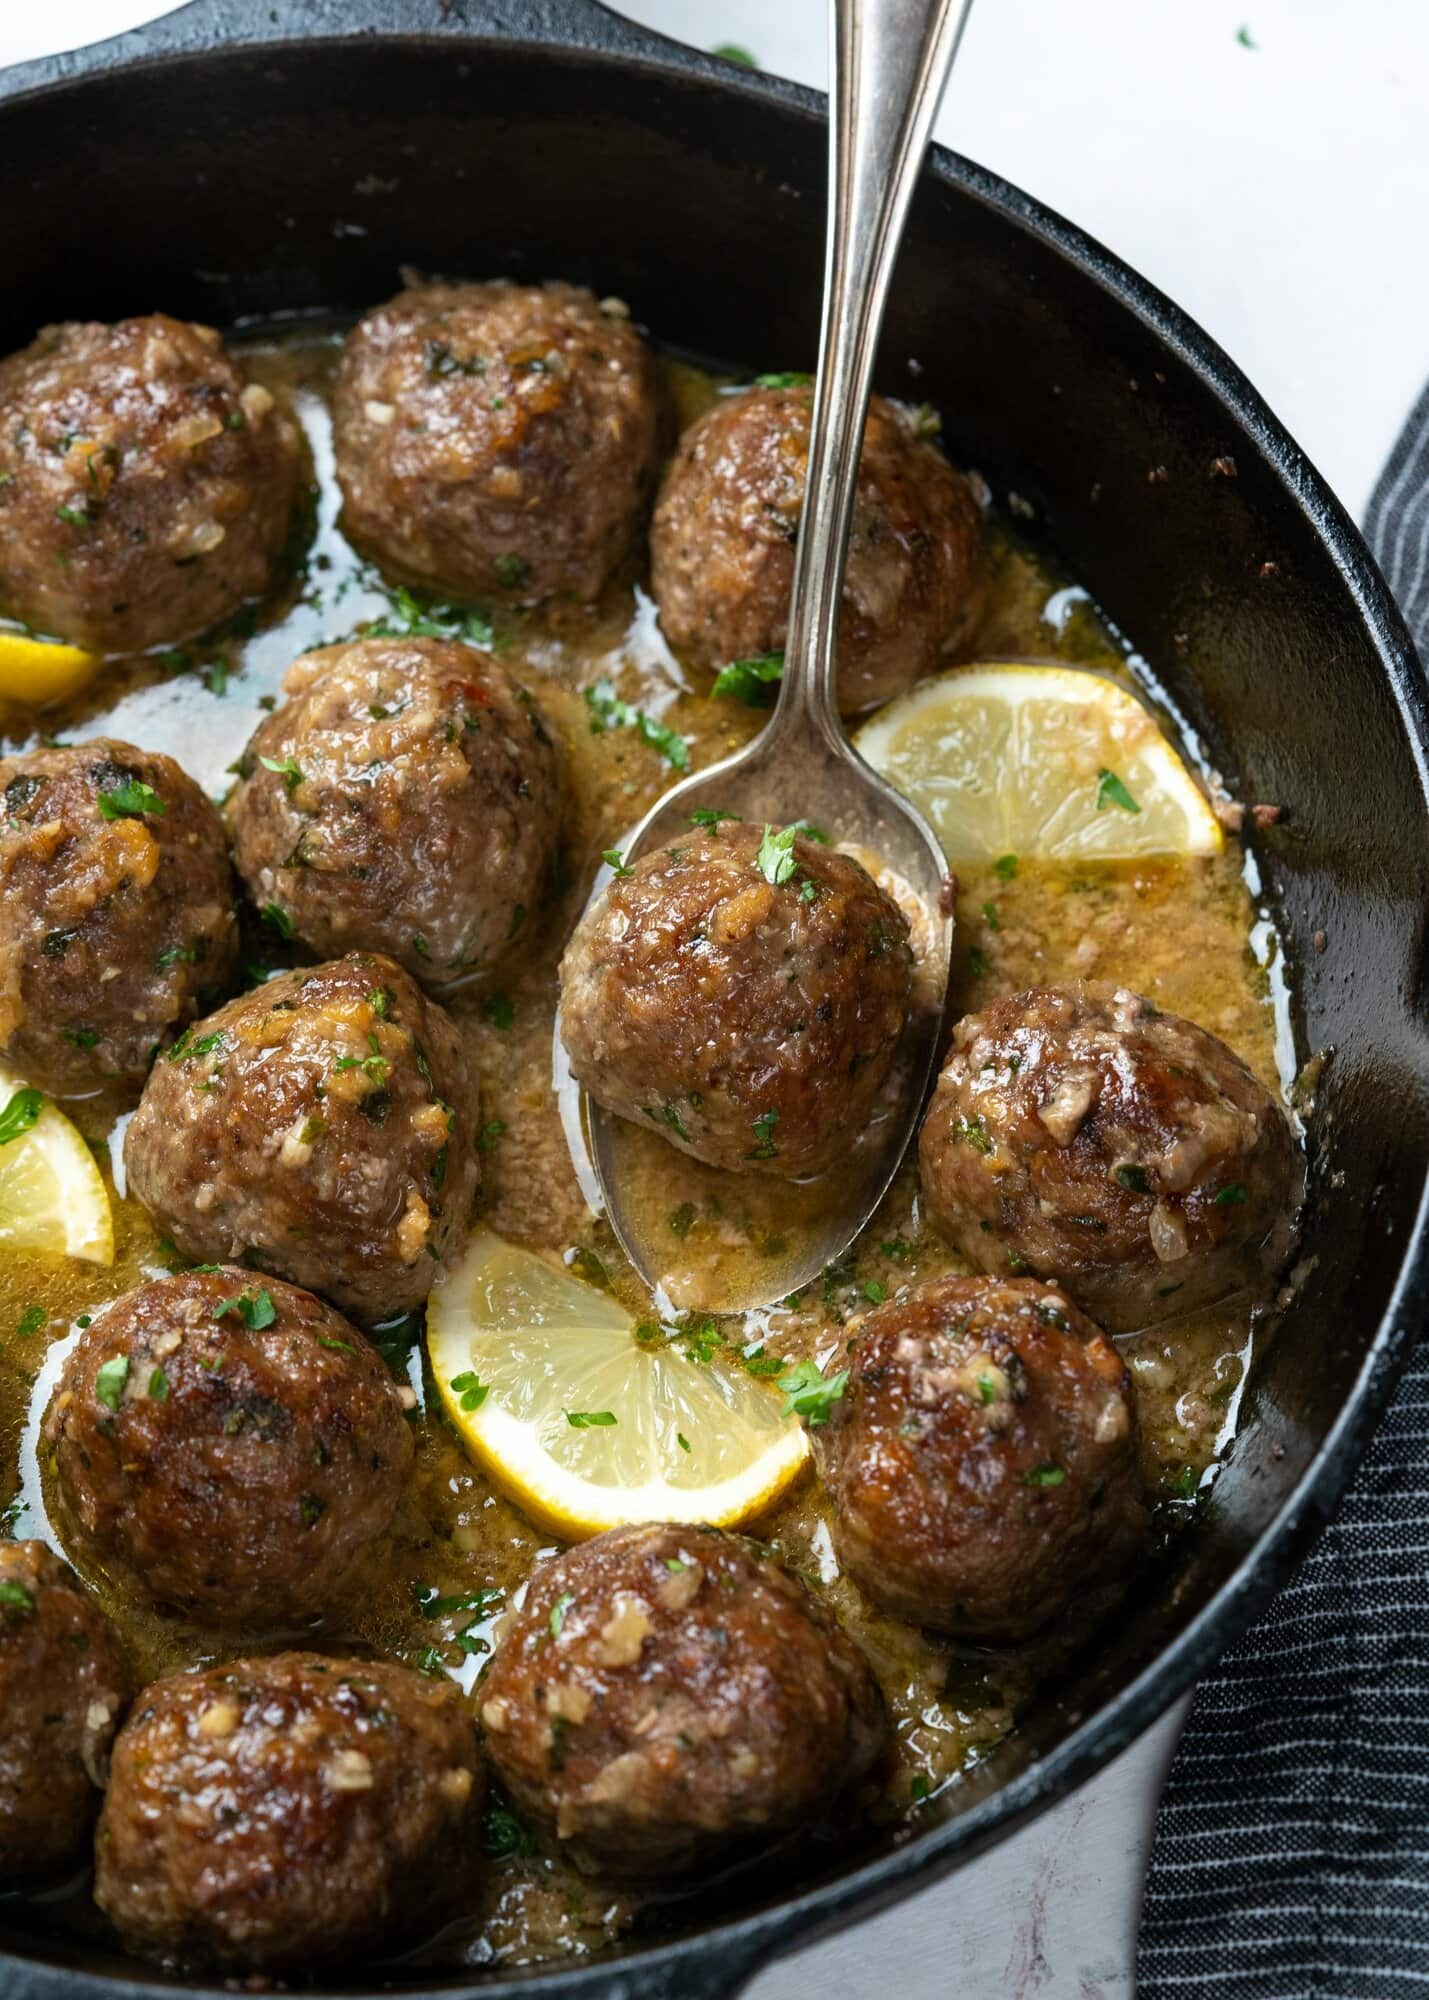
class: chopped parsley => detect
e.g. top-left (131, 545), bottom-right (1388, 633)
top-left (369, 584), bottom-right (494, 650)
top-left (213, 1288), bottom-right (277, 1330)
top-left (94, 1354), bottom-right (130, 1411)
top-left (0, 1088), bottom-right (43, 1148)
top-left (1023, 1463), bottom-right (1066, 1488)
top-left (0, 1580), bottom-right (35, 1613)
top-left (260, 902), bottom-right (296, 939)
top-left (669, 1201), bottom-right (697, 1239)
top-left (753, 370), bottom-right (810, 387)
top-left (584, 678), bottom-right (690, 769)
top-left (603, 847), bottom-right (634, 879)
top-left (16, 1305), bottom-right (44, 1338)
top-left (565, 1409), bottom-right (617, 1427)
top-left (483, 1797), bottom-right (538, 1859)
top-left (981, 901), bottom-right (1000, 932)
top-left (483, 993), bottom-right (515, 1031)
top-left (1113, 1163), bottom-right (1150, 1193)
top-left (748, 1107), bottom-right (780, 1159)
top-left (713, 42), bottom-right (758, 67)
top-left (951, 1115), bottom-right (993, 1155)
top-left (862, 1279), bottom-right (887, 1305)
top-left (777, 1356), bottom-right (848, 1426)
top-left (756, 823), bottom-right (799, 887)
top-left (1213, 1182), bottom-right (1248, 1206)
top-left (477, 1118), bottom-right (507, 1152)
top-left (549, 1590), bottom-right (575, 1637)
top-left (690, 807), bottom-right (740, 829)
top-left (259, 753), bottom-right (305, 793)
top-left (449, 1369), bottom-right (488, 1411)
top-left (711, 652), bottom-right (784, 705)
top-left (148, 1366), bottom-right (170, 1400)
top-left (994, 852), bottom-right (1019, 881)
top-left (1235, 23), bottom-right (1256, 48)
top-left (97, 777), bottom-right (165, 820)
top-left (677, 1431), bottom-right (691, 1452)
top-left (1095, 767), bottom-right (1140, 815)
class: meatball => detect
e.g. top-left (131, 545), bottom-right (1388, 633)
top-left (559, 820), bottom-right (913, 1176)
top-left (650, 384), bottom-right (985, 713)
top-left (229, 635), bottom-right (560, 983)
top-left (0, 315), bottom-right (302, 653)
top-left (919, 983), bottom-right (1297, 1333)
top-left (0, 1541), bottom-right (127, 1879)
top-left (123, 954), bottom-right (478, 1323)
top-left (47, 1269), bottom-right (412, 1625)
top-left (334, 280), bottom-right (658, 604)
top-left (0, 739), bottom-right (238, 1096)
top-left (818, 1276), bottom-right (1146, 1642)
top-left (95, 1651), bottom-right (482, 1970)
top-left (479, 1523), bottom-right (886, 1880)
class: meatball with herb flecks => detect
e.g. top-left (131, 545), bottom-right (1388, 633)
top-left (558, 819), bottom-right (913, 1176)
top-left (95, 1651), bottom-right (483, 1970)
top-left (0, 315), bottom-right (303, 653)
top-left (334, 280), bottom-right (658, 604)
top-left (817, 1275), bottom-right (1147, 1642)
top-left (650, 383), bottom-right (986, 713)
top-left (229, 635), bottom-right (560, 983)
top-left (0, 738), bottom-right (238, 1096)
top-left (919, 983), bottom-right (1297, 1333)
top-left (0, 1541), bottom-right (128, 1880)
top-left (46, 1269), bottom-right (412, 1625)
top-left (123, 954), bottom-right (477, 1323)
top-left (479, 1522), bottom-right (887, 1881)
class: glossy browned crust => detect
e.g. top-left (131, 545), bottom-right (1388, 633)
top-left (919, 982), bottom-right (1297, 1333)
top-left (123, 954), bottom-right (478, 1323)
top-left (0, 1542), bottom-right (127, 1880)
top-left (333, 281), bottom-right (659, 603)
top-left (47, 1269), bottom-right (412, 1625)
top-left (559, 821), bottom-right (912, 1176)
top-left (0, 316), bottom-right (302, 652)
top-left (95, 1650), bottom-right (483, 1971)
top-left (479, 1523), bottom-right (888, 1881)
top-left (650, 384), bottom-right (986, 713)
top-left (0, 738), bottom-right (239, 1096)
top-left (229, 635), bottom-right (561, 983)
top-left (819, 1276), bottom-right (1147, 1642)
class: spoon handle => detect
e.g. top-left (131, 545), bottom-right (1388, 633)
top-left (778, 0), bottom-right (977, 740)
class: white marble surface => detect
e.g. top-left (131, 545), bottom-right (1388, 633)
top-left (4, 2), bottom-right (1426, 1994)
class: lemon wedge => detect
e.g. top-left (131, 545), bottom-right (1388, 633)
top-left (0, 1075), bottom-right (113, 1265)
top-left (855, 662), bottom-right (1222, 862)
top-left (0, 632), bottom-right (100, 709)
top-left (427, 1230), bottom-right (810, 1540)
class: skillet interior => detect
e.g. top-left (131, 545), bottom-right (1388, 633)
top-left (2, 1), bottom-right (1429, 1993)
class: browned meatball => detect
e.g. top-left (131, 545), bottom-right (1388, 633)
top-left (0, 739), bottom-right (238, 1096)
top-left (650, 384), bottom-right (985, 713)
top-left (95, 1651), bottom-right (482, 1970)
top-left (46, 1270), bottom-right (412, 1625)
top-left (818, 1276), bottom-right (1147, 1642)
top-left (0, 315), bottom-right (302, 653)
top-left (559, 820), bottom-right (913, 1176)
top-left (334, 281), bottom-right (658, 604)
top-left (919, 983), bottom-right (1297, 1333)
top-left (479, 1523), bottom-right (886, 1881)
top-left (123, 955), bottom-right (478, 1323)
top-left (229, 635), bottom-right (561, 983)
top-left (0, 1542), bottom-right (127, 1879)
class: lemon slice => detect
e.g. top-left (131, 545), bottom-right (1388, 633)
top-left (0, 632), bottom-right (100, 708)
top-left (427, 1230), bottom-right (810, 1540)
top-left (855, 662), bottom-right (1222, 861)
top-left (0, 1076), bottom-right (113, 1264)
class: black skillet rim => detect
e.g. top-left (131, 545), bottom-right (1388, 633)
top-left (0, 3), bottom-right (1427, 1994)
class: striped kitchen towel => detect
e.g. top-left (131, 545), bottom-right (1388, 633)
top-left (1137, 400), bottom-right (1429, 1999)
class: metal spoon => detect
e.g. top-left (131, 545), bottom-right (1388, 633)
top-left (569, 0), bottom-right (975, 1314)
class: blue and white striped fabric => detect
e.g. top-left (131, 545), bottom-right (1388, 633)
top-left (1137, 410), bottom-right (1429, 1998)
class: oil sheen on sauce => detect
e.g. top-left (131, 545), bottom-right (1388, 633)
top-left (0, 327), bottom-right (1297, 1969)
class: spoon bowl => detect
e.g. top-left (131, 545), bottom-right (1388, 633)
top-left (564, 0), bottom-right (975, 1313)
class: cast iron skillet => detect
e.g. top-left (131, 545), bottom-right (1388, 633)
top-left (2, 1), bottom-right (1429, 1995)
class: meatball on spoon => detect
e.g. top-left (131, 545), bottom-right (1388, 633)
top-left (566, 0), bottom-right (971, 1311)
